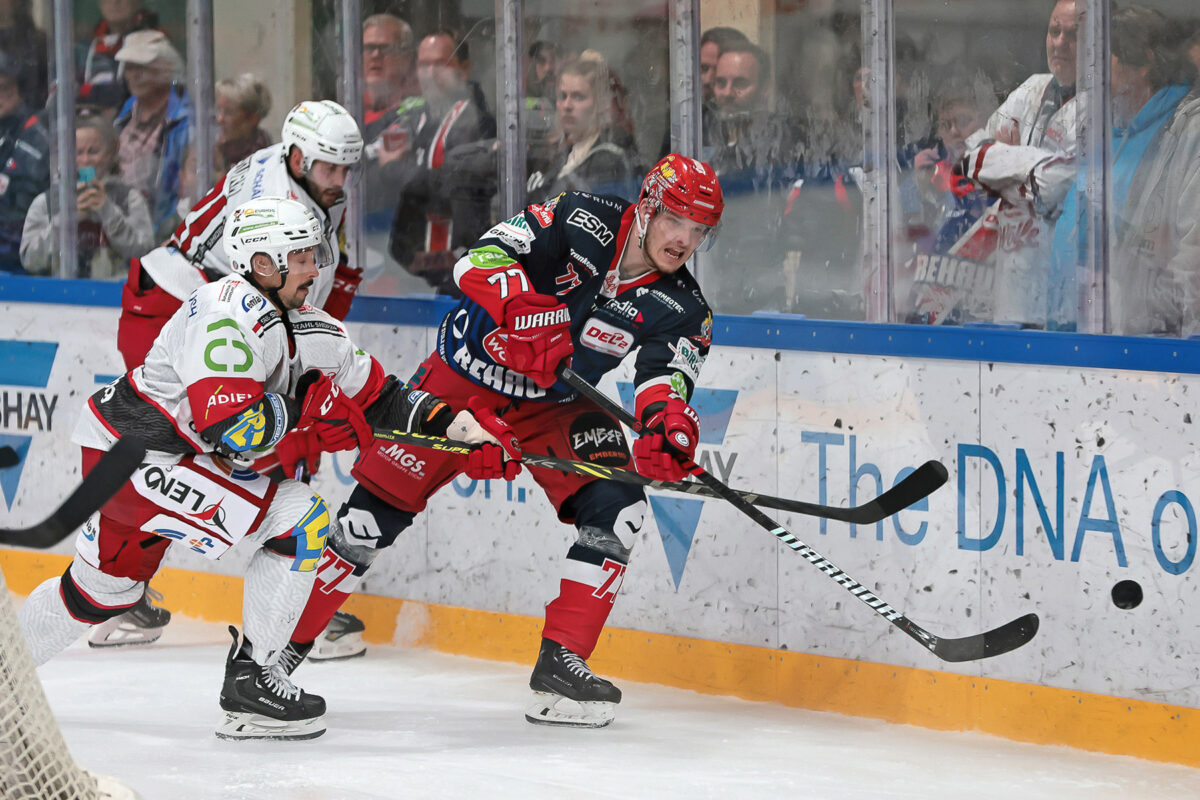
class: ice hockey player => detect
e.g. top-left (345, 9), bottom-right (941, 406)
top-left (18, 197), bottom-right (520, 740)
top-left (281, 153), bottom-right (723, 728)
top-left (93, 100), bottom-right (364, 651)
top-left (118, 99), bottom-right (365, 369)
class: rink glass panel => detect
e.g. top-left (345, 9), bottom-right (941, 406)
top-left (697, 1), bottom-right (865, 319)
top-left (888, 0), bottom-right (1070, 330)
top-left (13, 3), bottom-right (1200, 330)
top-left (351, 4), bottom-right (503, 300)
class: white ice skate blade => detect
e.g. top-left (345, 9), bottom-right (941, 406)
top-left (215, 711), bottom-right (326, 741)
top-left (87, 619), bottom-right (164, 648)
top-left (308, 631), bottom-right (367, 662)
top-left (524, 691), bottom-right (616, 728)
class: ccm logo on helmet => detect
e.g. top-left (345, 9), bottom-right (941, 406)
top-left (581, 318), bottom-right (632, 356)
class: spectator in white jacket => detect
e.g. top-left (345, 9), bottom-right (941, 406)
top-left (957, 0), bottom-right (1079, 328)
top-left (21, 114), bottom-right (154, 278)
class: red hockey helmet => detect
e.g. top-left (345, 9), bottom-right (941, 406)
top-left (638, 153), bottom-right (724, 228)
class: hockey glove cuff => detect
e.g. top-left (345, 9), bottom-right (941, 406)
top-left (295, 370), bottom-right (374, 452)
top-left (484, 294), bottom-right (573, 389)
top-left (633, 396), bottom-right (700, 483)
top-left (274, 427), bottom-right (323, 480)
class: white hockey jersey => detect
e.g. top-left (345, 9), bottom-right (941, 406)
top-left (962, 74), bottom-right (1078, 326)
top-left (76, 275), bottom-right (381, 457)
top-left (148, 143), bottom-right (351, 309)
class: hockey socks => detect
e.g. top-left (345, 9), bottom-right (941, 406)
top-left (290, 585), bottom-right (351, 646)
top-left (540, 545), bottom-right (627, 659)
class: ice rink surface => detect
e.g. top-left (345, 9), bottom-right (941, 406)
top-left (35, 618), bottom-right (1200, 800)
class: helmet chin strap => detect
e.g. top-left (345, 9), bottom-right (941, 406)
top-left (635, 205), bottom-right (661, 271)
top-left (249, 261), bottom-right (290, 315)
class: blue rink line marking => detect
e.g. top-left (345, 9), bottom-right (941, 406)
top-left (3, 274), bottom-right (1199, 376)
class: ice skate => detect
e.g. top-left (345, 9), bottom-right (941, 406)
top-left (88, 586), bottom-right (172, 648)
top-left (308, 610), bottom-right (367, 661)
top-left (216, 626), bottom-right (326, 741)
top-left (525, 638), bottom-right (621, 728)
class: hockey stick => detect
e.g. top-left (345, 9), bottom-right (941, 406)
top-left (557, 366), bottom-right (1038, 662)
top-left (371, 428), bottom-right (947, 524)
top-left (0, 445), bottom-right (18, 469)
top-left (0, 436), bottom-right (146, 549)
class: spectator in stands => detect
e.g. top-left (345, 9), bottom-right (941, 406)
top-left (21, 114), bottom-right (153, 278)
top-left (1050, 5), bottom-right (1200, 337)
top-left (386, 28), bottom-right (495, 296)
top-left (526, 51), bottom-right (642, 204)
top-left (1185, 28), bottom-right (1200, 79)
top-left (362, 13), bottom-right (417, 138)
top-left (700, 27), bottom-right (749, 109)
top-left (527, 39), bottom-right (559, 102)
top-left (215, 73), bottom-right (271, 170)
top-left (658, 26), bottom-right (748, 159)
top-left (958, 0), bottom-right (1079, 329)
top-left (77, 0), bottom-right (160, 116)
top-left (525, 39), bottom-right (561, 174)
top-left (900, 81), bottom-right (997, 325)
top-left (0, 50), bottom-right (47, 273)
top-left (708, 40), bottom-right (803, 313)
top-left (112, 30), bottom-right (191, 243)
top-left (361, 12), bottom-right (418, 252)
top-left (0, 0), bottom-right (45, 110)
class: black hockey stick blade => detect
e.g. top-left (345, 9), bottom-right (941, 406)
top-left (0, 436), bottom-right (146, 549)
top-left (832, 459), bottom-right (949, 523)
top-left (0, 445), bottom-right (18, 469)
top-left (556, 366), bottom-right (1037, 662)
top-left (370, 428), bottom-right (946, 523)
top-left (906, 612), bottom-right (1041, 662)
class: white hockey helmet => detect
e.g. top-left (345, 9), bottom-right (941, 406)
top-left (281, 100), bottom-right (364, 174)
top-left (223, 197), bottom-right (333, 278)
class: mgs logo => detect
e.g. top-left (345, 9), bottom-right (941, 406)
top-left (381, 444), bottom-right (427, 477)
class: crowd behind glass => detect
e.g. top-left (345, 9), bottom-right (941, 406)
top-left (2, 0), bottom-right (1199, 338)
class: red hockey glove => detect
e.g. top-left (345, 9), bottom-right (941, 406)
top-left (633, 397), bottom-right (700, 482)
top-left (322, 262), bottom-right (363, 320)
top-left (296, 370), bottom-right (374, 452)
top-left (484, 294), bottom-right (573, 389)
top-left (454, 396), bottom-right (522, 480)
top-left (273, 427), bottom-right (323, 480)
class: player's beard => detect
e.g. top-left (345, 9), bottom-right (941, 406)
top-left (284, 279), bottom-right (314, 309)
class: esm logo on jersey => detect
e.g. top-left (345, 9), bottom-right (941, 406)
top-left (566, 208), bottom-right (614, 246)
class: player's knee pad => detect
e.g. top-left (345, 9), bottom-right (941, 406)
top-left (257, 480), bottom-right (332, 572)
top-left (570, 480), bottom-right (647, 558)
top-left (62, 558), bottom-right (145, 623)
top-left (328, 485), bottom-right (418, 571)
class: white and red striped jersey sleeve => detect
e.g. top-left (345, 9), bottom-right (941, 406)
top-left (170, 171), bottom-right (233, 275)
